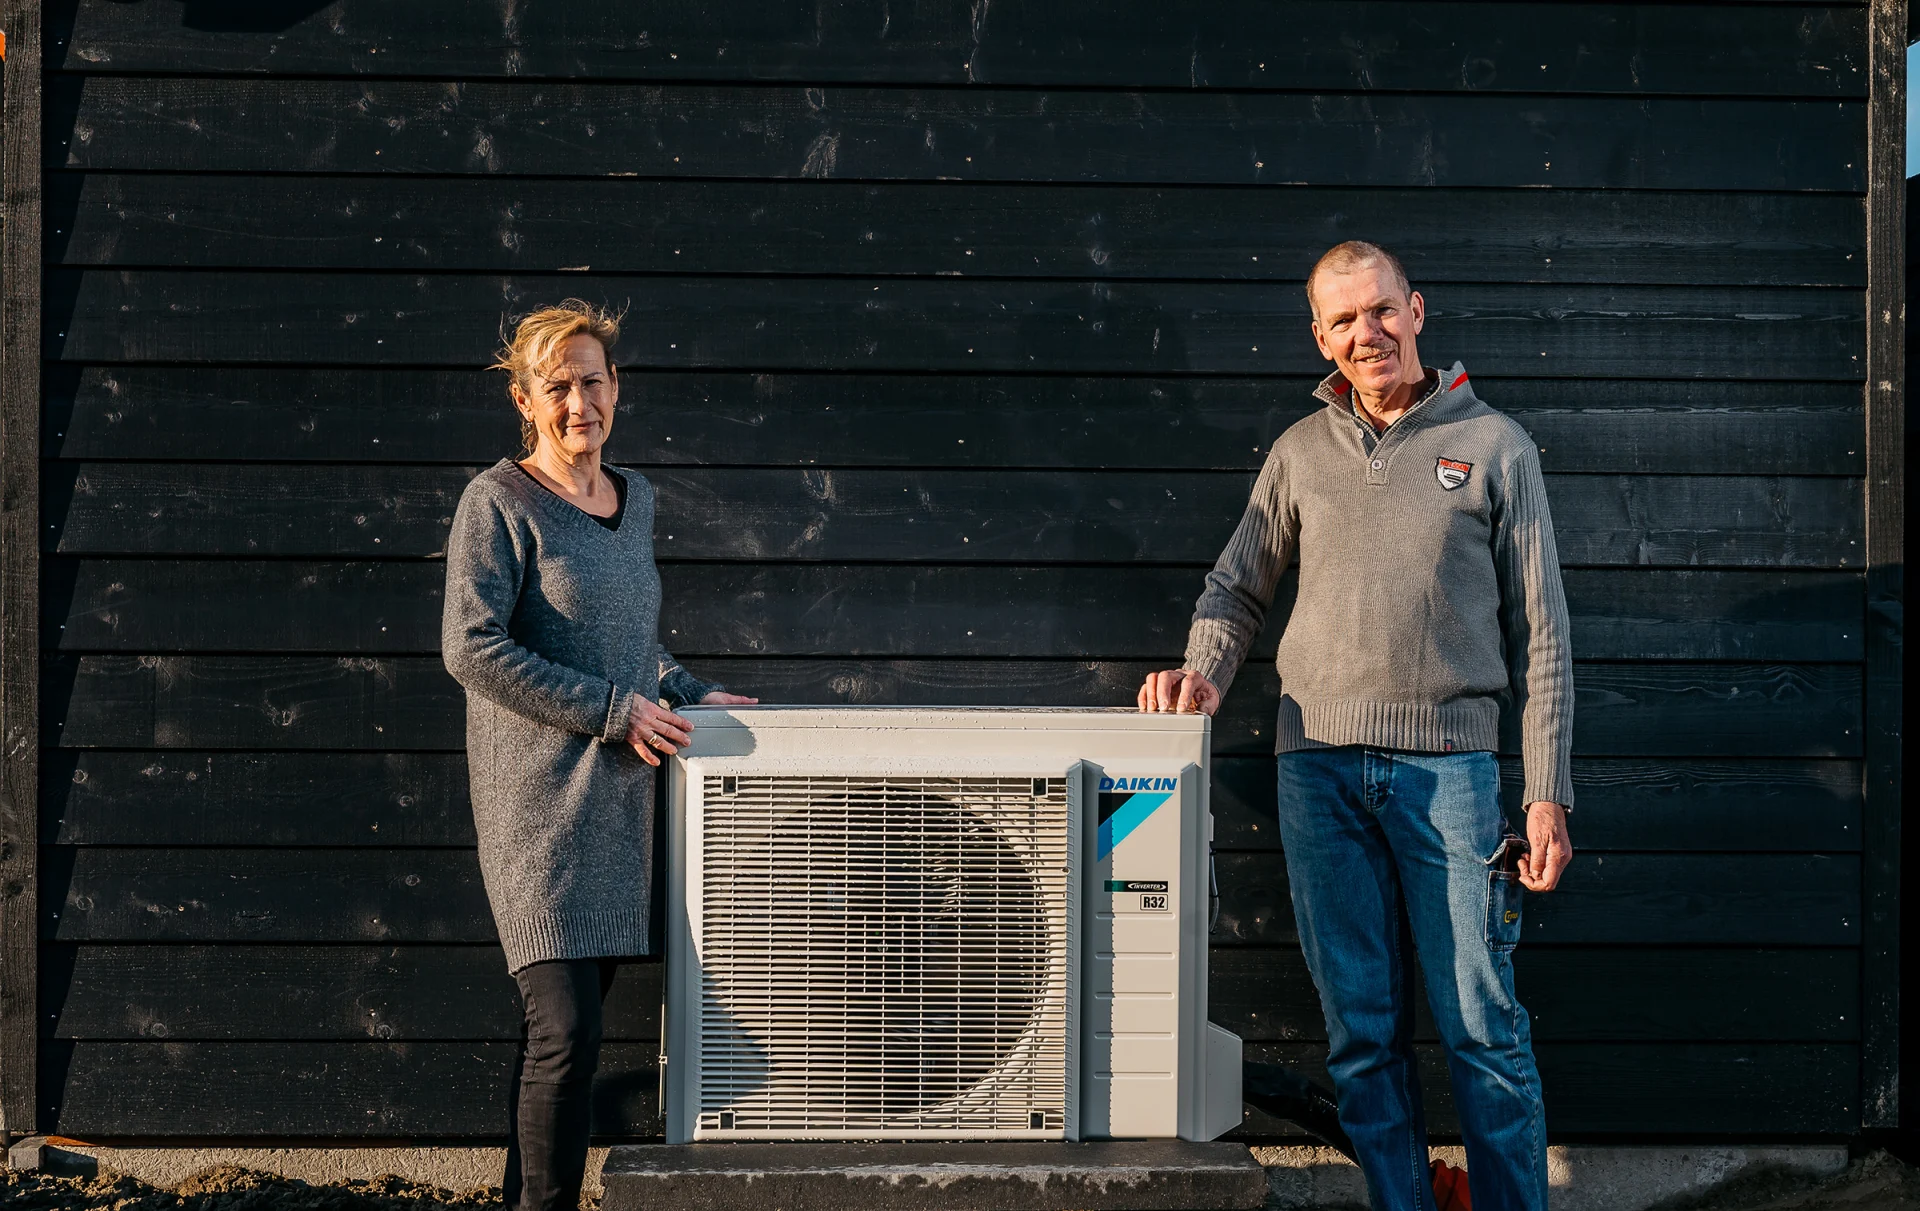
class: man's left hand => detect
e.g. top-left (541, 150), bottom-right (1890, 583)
top-left (1518, 801), bottom-right (1571, 893)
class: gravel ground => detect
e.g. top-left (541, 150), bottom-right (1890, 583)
top-left (0, 1166), bottom-right (506, 1211)
top-left (3, 1152), bottom-right (1918, 1211)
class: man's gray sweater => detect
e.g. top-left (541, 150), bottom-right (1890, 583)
top-left (443, 460), bottom-right (718, 972)
top-left (1184, 363), bottom-right (1575, 807)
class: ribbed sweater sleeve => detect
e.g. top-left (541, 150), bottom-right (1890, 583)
top-left (658, 647), bottom-right (721, 710)
top-left (442, 486), bottom-right (635, 744)
top-left (1493, 440), bottom-right (1576, 807)
top-left (1183, 449), bottom-right (1296, 699)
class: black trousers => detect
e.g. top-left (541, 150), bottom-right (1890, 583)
top-left (505, 958), bottom-right (619, 1211)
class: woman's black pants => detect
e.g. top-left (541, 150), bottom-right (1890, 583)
top-left (505, 958), bottom-right (619, 1211)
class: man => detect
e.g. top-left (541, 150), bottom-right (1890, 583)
top-left (1139, 241), bottom-right (1572, 1211)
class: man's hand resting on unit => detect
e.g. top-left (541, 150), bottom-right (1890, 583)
top-left (1136, 669), bottom-right (1222, 716)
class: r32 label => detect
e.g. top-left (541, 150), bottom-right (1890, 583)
top-left (1139, 894), bottom-right (1169, 912)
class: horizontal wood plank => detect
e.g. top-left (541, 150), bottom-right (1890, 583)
top-left (44, 848), bottom-right (499, 944)
top-left (46, 368), bottom-right (1866, 475)
top-left (48, 2), bottom-right (1865, 96)
top-left (43, 1039), bottom-right (662, 1137)
top-left (43, 944), bottom-right (663, 1042)
top-left (45, 944), bottom-right (1856, 1044)
top-left (46, 751), bottom-right (1864, 853)
top-left (44, 657), bottom-right (1864, 757)
top-left (44, 464), bottom-right (1865, 568)
top-left (43, 1039), bottom-right (1857, 1136)
top-left (1211, 947), bottom-right (1859, 1044)
top-left (1211, 756), bottom-right (1864, 853)
top-left (44, 751), bottom-right (477, 847)
top-left (48, 78), bottom-right (1865, 192)
top-left (1241, 1042), bottom-right (1858, 1135)
top-left (46, 848), bottom-right (1859, 946)
top-left (48, 175), bottom-right (1865, 287)
top-left (45, 561), bottom-right (1865, 664)
top-left (46, 271), bottom-right (1867, 380)
top-left (1211, 852), bottom-right (1861, 947)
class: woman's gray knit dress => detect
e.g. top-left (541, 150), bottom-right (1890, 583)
top-left (442, 459), bottom-right (718, 972)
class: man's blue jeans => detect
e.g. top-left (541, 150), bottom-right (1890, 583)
top-left (1275, 747), bottom-right (1547, 1211)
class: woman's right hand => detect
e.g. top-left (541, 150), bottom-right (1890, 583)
top-left (625, 698), bottom-right (694, 766)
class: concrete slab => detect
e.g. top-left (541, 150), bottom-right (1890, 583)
top-left (599, 1140), bottom-right (1269, 1211)
top-left (1252, 1143), bottom-right (1852, 1211)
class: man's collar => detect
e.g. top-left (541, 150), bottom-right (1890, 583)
top-left (1314, 362), bottom-right (1470, 414)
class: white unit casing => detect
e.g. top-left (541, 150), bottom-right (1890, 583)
top-left (662, 707), bottom-right (1242, 1143)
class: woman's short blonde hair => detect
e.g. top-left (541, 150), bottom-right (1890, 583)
top-left (490, 298), bottom-right (624, 453)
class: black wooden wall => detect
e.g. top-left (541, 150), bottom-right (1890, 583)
top-left (26, 0), bottom-right (1886, 1138)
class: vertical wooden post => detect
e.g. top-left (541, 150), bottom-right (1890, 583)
top-left (0, 0), bottom-right (39, 1141)
top-left (1862, 0), bottom-right (1906, 1130)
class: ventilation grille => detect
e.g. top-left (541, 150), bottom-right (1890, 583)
top-left (694, 774), bottom-right (1072, 1137)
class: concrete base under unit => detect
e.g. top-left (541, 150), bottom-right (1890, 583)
top-left (599, 1141), bottom-right (1268, 1211)
top-left (8, 1139), bottom-right (1855, 1210)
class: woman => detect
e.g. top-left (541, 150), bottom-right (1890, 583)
top-left (442, 299), bottom-right (755, 1211)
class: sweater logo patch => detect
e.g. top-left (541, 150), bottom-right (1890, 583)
top-left (1435, 457), bottom-right (1472, 490)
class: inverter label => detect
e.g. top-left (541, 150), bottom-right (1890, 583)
top-left (1096, 775), bottom-right (1176, 860)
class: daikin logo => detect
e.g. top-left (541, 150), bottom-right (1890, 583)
top-left (1098, 776), bottom-right (1177, 792)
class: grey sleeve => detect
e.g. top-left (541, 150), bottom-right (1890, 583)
top-left (1493, 441), bottom-right (1576, 808)
top-left (658, 647), bottom-right (722, 710)
top-left (1182, 448), bottom-right (1296, 699)
top-left (441, 487), bottom-right (635, 744)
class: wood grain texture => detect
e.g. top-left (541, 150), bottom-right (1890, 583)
top-left (43, 656), bottom-right (1862, 758)
top-left (1241, 1042), bottom-right (1859, 1136)
top-left (41, 945), bottom-right (660, 1042)
top-left (43, 464), bottom-right (1865, 568)
top-left (43, 943), bottom-right (1856, 1045)
top-left (1211, 755), bottom-right (1864, 854)
top-left (43, 848), bottom-right (497, 944)
top-left (44, 848), bottom-right (1859, 947)
top-left (43, 751), bottom-right (476, 847)
top-left (1211, 947), bottom-right (1859, 1044)
top-left (47, 751), bottom-right (1863, 853)
top-left (44, 560), bottom-right (1864, 664)
top-left (44, 1039), bottom-right (1859, 1137)
top-left (0, 0), bottom-right (44, 1138)
top-left (1860, 0), bottom-right (1905, 1130)
top-left (47, 174), bottom-right (1866, 287)
top-left (47, 77), bottom-right (1865, 192)
top-left (46, 1), bottom-right (1866, 96)
top-left (45, 271), bottom-right (1867, 380)
top-left (43, 367), bottom-right (1869, 476)
top-left (43, 1040), bottom-right (663, 1137)
top-left (1213, 851), bottom-right (1861, 948)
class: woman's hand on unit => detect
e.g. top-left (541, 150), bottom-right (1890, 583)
top-left (626, 699), bottom-right (695, 766)
top-left (700, 691), bottom-right (760, 706)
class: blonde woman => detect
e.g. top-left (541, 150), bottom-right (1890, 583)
top-left (443, 299), bottom-right (755, 1211)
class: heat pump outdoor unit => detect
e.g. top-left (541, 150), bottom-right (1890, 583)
top-left (662, 707), bottom-right (1243, 1143)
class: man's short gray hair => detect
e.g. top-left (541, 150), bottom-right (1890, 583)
top-left (1306, 241), bottom-right (1411, 318)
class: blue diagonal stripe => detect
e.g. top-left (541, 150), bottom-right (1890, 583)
top-left (1097, 791), bottom-right (1172, 860)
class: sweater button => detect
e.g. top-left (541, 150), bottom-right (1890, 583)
top-left (1370, 459), bottom-right (1384, 470)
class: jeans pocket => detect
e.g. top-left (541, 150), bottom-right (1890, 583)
top-left (1484, 834), bottom-right (1525, 953)
top-left (1486, 870), bottom-right (1523, 952)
